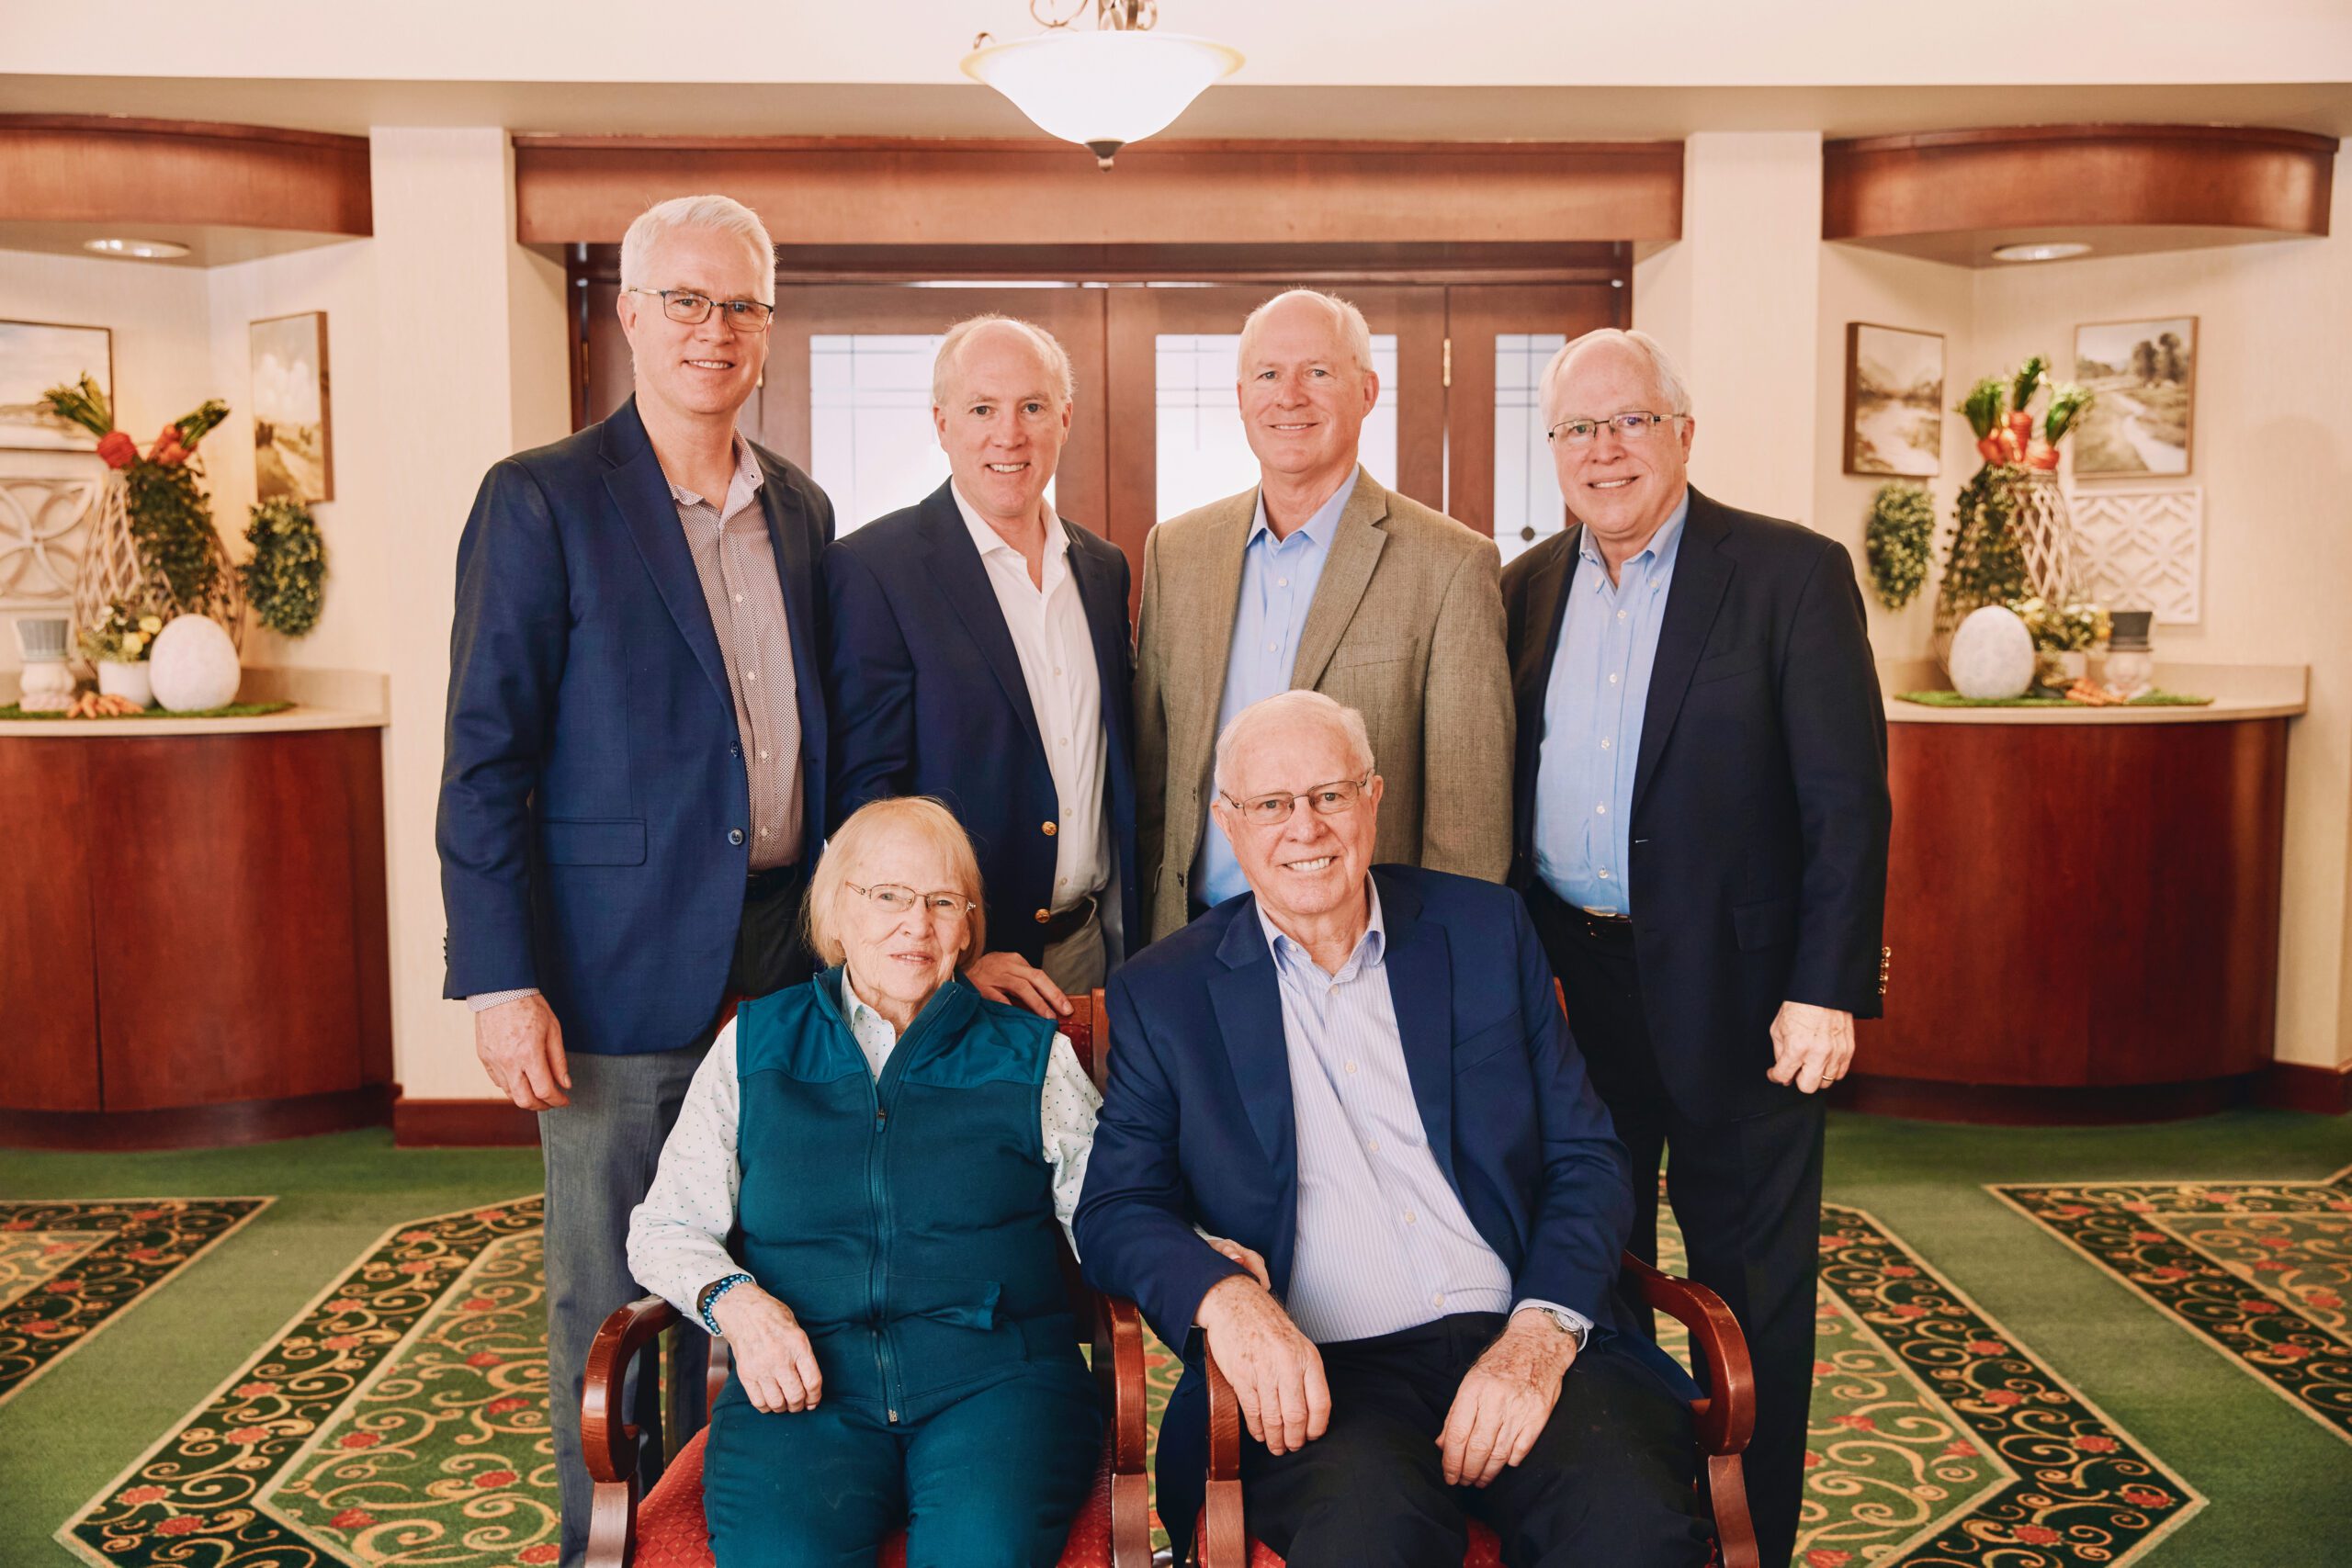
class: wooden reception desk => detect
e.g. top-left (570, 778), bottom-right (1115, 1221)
top-left (0, 670), bottom-right (393, 1149)
top-left (1842, 661), bottom-right (2305, 1123)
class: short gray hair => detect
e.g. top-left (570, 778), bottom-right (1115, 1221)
top-left (933, 315), bottom-right (1076, 409)
top-left (619, 195), bottom-right (776, 307)
top-left (1539, 328), bottom-right (1692, 427)
top-left (1213, 691), bottom-right (1376, 795)
top-left (1238, 289), bottom-right (1375, 378)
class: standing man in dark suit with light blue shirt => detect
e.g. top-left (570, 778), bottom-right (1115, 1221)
top-left (825, 315), bottom-right (1137, 1016)
top-left (438, 195), bottom-right (831, 1568)
top-left (1501, 327), bottom-right (1890, 1568)
top-left (1080, 690), bottom-right (1710, 1568)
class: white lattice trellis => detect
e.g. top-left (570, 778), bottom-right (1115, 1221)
top-left (0, 475), bottom-right (99, 607)
top-left (2067, 485), bottom-right (2203, 625)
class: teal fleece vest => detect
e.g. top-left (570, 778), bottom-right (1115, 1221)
top-left (731, 971), bottom-right (1080, 1425)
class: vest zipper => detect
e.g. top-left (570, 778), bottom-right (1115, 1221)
top-left (867, 1051), bottom-right (901, 1422)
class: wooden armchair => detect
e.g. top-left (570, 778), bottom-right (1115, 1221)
top-left (579, 992), bottom-right (1153, 1568)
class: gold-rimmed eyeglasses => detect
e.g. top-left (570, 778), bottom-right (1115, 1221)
top-left (623, 288), bottom-right (776, 332)
top-left (1217, 774), bottom-right (1373, 828)
top-left (846, 882), bottom-right (975, 921)
top-left (1546, 411), bottom-right (1684, 446)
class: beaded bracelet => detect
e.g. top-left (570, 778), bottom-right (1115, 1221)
top-left (699, 1271), bottom-right (755, 1336)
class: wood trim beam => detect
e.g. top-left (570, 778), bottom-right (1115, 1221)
top-left (514, 136), bottom-right (1682, 249)
top-left (0, 114), bottom-right (371, 236)
top-left (1824, 122), bottom-right (2332, 250)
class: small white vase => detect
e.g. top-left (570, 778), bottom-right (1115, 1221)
top-left (96, 660), bottom-right (153, 707)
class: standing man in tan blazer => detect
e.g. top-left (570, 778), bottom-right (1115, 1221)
top-left (1135, 288), bottom-right (1513, 942)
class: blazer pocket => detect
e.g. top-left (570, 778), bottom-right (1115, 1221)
top-left (1453, 1013), bottom-right (1521, 1069)
top-left (1733, 895), bottom-right (1798, 953)
top-left (538, 818), bottom-right (648, 866)
top-left (1329, 643), bottom-right (1412, 671)
top-left (1690, 649), bottom-right (1766, 688)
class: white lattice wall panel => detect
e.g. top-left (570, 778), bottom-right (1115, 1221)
top-left (0, 476), bottom-right (97, 608)
top-left (2067, 485), bottom-right (2203, 625)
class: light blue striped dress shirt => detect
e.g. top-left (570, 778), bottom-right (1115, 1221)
top-left (1193, 471), bottom-right (1359, 908)
top-left (1532, 493), bottom-right (1690, 915)
top-left (1259, 888), bottom-right (1589, 1345)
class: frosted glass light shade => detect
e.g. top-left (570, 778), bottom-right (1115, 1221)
top-left (963, 30), bottom-right (1241, 164)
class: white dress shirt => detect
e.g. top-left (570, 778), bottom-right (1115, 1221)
top-left (950, 482), bottom-right (1110, 911)
top-left (626, 973), bottom-right (1102, 1318)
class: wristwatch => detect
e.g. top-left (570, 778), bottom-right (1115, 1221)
top-left (1523, 1304), bottom-right (1591, 1351)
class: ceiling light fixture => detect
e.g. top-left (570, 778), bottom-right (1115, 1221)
top-left (1991, 241), bottom-right (2093, 263)
top-left (83, 237), bottom-right (192, 260)
top-left (964, 0), bottom-right (1242, 171)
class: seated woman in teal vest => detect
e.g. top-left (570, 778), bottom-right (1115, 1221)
top-left (626, 795), bottom-right (1106, 1567)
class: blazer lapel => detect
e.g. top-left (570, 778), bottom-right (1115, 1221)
top-left (1170, 491), bottom-right (1258, 803)
top-left (917, 484), bottom-right (1045, 753)
top-left (1208, 904), bottom-right (1296, 1183)
top-left (1630, 491), bottom-right (1734, 818)
top-left (1067, 522), bottom-right (1128, 732)
top-left (755, 452), bottom-right (825, 757)
top-left (1374, 874), bottom-right (1456, 1184)
top-left (1510, 527), bottom-right (1580, 816)
top-left (604, 399), bottom-right (732, 715)
top-left (1291, 468), bottom-right (1388, 691)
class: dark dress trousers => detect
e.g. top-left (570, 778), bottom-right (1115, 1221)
top-left (438, 396), bottom-right (832, 1567)
top-left (823, 481), bottom-right (1139, 966)
top-left (1502, 487), bottom-right (1890, 1568)
top-left (1075, 866), bottom-right (1703, 1563)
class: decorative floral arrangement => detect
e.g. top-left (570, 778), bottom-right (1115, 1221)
top-left (1955, 357), bottom-right (2098, 472)
top-left (1863, 480), bottom-right (1934, 610)
top-left (241, 497), bottom-right (328, 637)
top-left (40, 375), bottom-right (233, 607)
top-left (2007, 595), bottom-right (2110, 653)
top-left (78, 600), bottom-right (166, 664)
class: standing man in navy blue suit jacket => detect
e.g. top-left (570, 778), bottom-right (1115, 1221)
top-left (1503, 328), bottom-right (1890, 1568)
top-left (824, 316), bottom-right (1137, 1018)
top-left (1078, 692), bottom-right (1710, 1567)
top-left (437, 196), bottom-right (832, 1568)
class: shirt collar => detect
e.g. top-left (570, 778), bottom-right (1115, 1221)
top-left (665, 437), bottom-right (764, 518)
top-left (1577, 487), bottom-right (1690, 589)
top-left (1248, 467), bottom-right (1360, 551)
top-left (950, 481), bottom-right (1069, 575)
top-left (1257, 878), bottom-right (1387, 984)
top-left (841, 968), bottom-right (894, 1043)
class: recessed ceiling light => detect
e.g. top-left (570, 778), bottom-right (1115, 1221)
top-left (84, 238), bottom-right (191, 260)
top-left (1992, 241), bottom-right (2093, 263)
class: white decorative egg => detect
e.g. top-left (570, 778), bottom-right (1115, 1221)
top-left (148, 615), bottom-right (242, 712)
top-left (1948, 605), bottom-right (2035, 699)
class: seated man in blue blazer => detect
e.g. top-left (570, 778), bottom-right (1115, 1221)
top-left (1076, 691), bottom-right (1710, 1567)
top-left (824, 315), bottom-right (1137, 1019)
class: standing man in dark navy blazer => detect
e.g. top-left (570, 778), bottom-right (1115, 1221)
top-left (824, 315), bottom-right (1137, 1018)
top-left (1502, 328), bottom-right (1889, 1568)
top-left (438, 196), bottom-right (831, 1568)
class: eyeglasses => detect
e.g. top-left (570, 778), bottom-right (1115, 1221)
top-left (1217, 775), bottom-right (1373, 828)
top-left (846, 882), bottom-right (975, 921)
top-left (1546, 411), bottom-right (1683, 446)
top-left (624, 288), bottom-right (776, 332)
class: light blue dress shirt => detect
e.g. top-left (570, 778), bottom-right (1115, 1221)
top-left (1259, 886), bottom-right (1589, 1345)
top-left (1532, 492), bottom-right (1690, 916)
top-left (1193, 469), bottom-right (1359, 908)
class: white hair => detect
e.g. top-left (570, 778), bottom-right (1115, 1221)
top-left (1539, 328), bottom-right (1692, 427)
top-left (1238, 288), bottom-right (1375, 378)
top-left (1213, 691), bottom-right (1376, 795)
top-left (932, 315), bottom-right (1076, 409)
top-left (619, 195), bottom-right (776, 307)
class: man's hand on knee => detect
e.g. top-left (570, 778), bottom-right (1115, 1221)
top-left (1194, 1275), bottom-right (1330, 1456)
top-left (474, 994), bottom-right (571, 1110)
top-left (1438, 1313), bottom-right (1577, 1487)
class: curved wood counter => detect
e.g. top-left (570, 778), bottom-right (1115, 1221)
top-left (0, 671), bottom-right (391, 1149)
top-left (1843, 663), bottom-right (2304, 1123)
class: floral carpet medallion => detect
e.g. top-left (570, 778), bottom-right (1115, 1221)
top-left (1995, 1165), bottom-right (2352, 1446)
top-left (0, 1198), bottom-right (269, 1407)
top-left (63, 1197), bottom-right (553, 1568)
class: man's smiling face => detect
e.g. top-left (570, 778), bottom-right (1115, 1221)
top-left (617, 225), bottom-right (772, 426)
top-left (1214, 711), bottom-right (1383, 931)
top-left (1546, 337), bottom-right (1695, 556)
top-left (1236, 294), bottom-right (1378, 485)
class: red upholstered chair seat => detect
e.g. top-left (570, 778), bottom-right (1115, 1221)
top-left (632, 1426), bottom-right (1119, 1568)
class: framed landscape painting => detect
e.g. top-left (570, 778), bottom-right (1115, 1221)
top-left (1843, 322), bottom-right (1943, 477)
top-left (251, 310), bottom-right (334, 503)
top-left (2073, 316), bottom-right (2196, 477)
top-left (0, 320), bottom-right (113, 452)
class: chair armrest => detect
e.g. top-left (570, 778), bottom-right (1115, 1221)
top-left (582, 1294), bottom-right (680, 1485)
top-left (1093, 1293), bottom-right (1154, 1568)
top-left (1621, 1253), bottom-right (1755, 1460)
top-left (1198, 1343), bottom-right (1250, 1568)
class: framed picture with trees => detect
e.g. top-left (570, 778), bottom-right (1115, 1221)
top-left (2072, 317), bottom-right (2196, 478)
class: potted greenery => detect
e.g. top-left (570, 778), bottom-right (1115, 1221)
top-left (79, 600), bottom-right (166, 708)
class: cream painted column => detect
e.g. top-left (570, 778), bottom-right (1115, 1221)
top-left (1634, 132), bottom-right (1824, 527)
top-left (369, 127), bottom-right (571, 1101)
